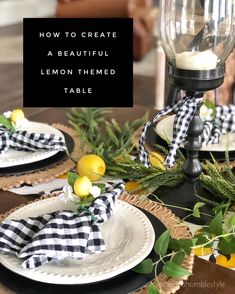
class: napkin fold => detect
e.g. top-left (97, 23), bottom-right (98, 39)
top-left (139, 94), bottom-right (203, 168)
top-left (201, 105), bottom-right (235, 145)
top-left (0, 126), bottom-right (66, 154)
top-left (0, 181), bottom-right (125, 269)
top-left (139, 99), bottom-right (235, 168)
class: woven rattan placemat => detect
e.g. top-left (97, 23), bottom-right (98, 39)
top-left (0, 124), bottom-right (80, 190)
top-left (0, 192), bottom-right (194, 294)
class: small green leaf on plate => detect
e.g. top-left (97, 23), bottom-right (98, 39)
top-left (67, 171), bottom-right (78, 188)
top-left (209, 211), bottom-right (223, 236)
top-left (162, 261), bottom-right (192, 278)
top-left (132, 258), bottom-right (153, 274)
top-left (154, 229), bottom-right (170, 256)
top-left (148, 283), bottom-right (160, 294)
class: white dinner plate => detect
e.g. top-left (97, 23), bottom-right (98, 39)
top-left (0, 197), bottom-right (155, 284)
top-left (156, 115), bottom-right (235, 152)
top-left (0, 122), bottom-right (65, 168)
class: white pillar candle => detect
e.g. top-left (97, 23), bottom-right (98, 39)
top-left (175, 51), bottom-right (218, 70)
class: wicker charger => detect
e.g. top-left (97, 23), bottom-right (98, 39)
top-left (0, 124), bottom-right (80, 190)
top-left (0, 192), bottom-right (194, 294)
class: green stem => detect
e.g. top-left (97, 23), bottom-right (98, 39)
top-left (192, 232), bottom-right (235, 249)
top-left (150, 194), bottom-right (213, 218)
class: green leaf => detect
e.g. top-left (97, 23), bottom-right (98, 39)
top-left (172, 251), bottom-right (185, 266)
top-left (94, 183), bottom-right (106, 194)
top-left (0, 115), bottom-right (14, 130)
top-left (162, 261), bottom-right (192, 278)
top-left (148, 283), bottom-right (160, 294)
top-left (209, 211), bottom-right (223, 236)
top-left (169, 238), bottom-right (180, 252)
top-left (195, 232), bottom-right (212, 248)
top-left (192, 202), bottom-right (205, 218)
top-left (212, 203), bottom-right (230, 215)
top-left (67, 172), bottom-right (78, 188)
top-left (154, 229), bottom-right (170, 256)
top-left (228, 214), bottom-right (235, 227)
top-left (204, 99), bottom-right (216, 117)
top-left (218, 237), bottom-right (235, 255)
top-left (132, 258), bottom-right (153, 274)
top-left (177, 238), bottom-right (197, 255)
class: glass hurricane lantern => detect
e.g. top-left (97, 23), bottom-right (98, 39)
top-left (158, 0), bottom-right (235, 224)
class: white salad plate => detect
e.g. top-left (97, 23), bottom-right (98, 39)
top-left (0, 122), bottom-right (65, 168)
top-left (0, 197), bottom-right (155, 284)
top-left (156, 115), bottom-right (235, 152)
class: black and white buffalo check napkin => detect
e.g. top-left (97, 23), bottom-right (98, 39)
top-left (0, 126), bottom-right (66, 154)
top-left (139, 97), bottom-right (235, 169)
top-left (201, 104), bottom-right (235, 145)
top-left (0, 181), bottom-right (125, 269)
top-left (139, 94), bottom-right (203, 168)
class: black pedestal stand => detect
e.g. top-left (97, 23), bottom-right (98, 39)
top-left (153, 64), bottom-right (226, 225)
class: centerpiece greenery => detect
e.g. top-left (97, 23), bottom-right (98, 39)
top-left (68, 107), bottom-right (235, 293)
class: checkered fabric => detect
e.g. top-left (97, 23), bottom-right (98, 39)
top-left (0, 181), bottom-right (125, 269)
top-left (201, 105), bottom-right (235, 145)
top-left (139, 94), bottom-right (203, 168)
top-left (0, 127), bottom-right (66, 154)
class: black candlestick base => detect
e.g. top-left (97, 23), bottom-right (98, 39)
top-left (151, 181), bottom-right (215, 225)
top-left (168, 64), bottom-right (225, 91)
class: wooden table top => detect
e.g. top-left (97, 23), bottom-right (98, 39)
top-left (0, 107), bottom-right (234, 293)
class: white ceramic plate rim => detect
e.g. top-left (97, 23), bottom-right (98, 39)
top-left (156, 115), bottom-right (235, 152)
top-left (0, 122), bottom-right (65, 167)
top-left (0, 197), bottom-right (155, 284)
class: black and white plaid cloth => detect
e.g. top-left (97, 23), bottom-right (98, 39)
top-left (0, 126), bottom-right (66, 154)
top-left (139, 94), bottom-right (203, 168)
top-left (0, 181), bottom-right (125, 269)
top-left (201, 105), bottom-right (235, 145)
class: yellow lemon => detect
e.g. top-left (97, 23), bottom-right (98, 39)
top-left (125, 181), bottom-right (142, 192)
top-left (11, 109), bottom-right (25, 124)
top-left (193, 247), bottom-right (213, 256)
top-left (58, 173), bottom-right (67, 179)
top-left (149, 152), bottom-right (165, 170)
top-left (73, 176), bottom-right (92, 198)
top-left (77, 154), bottom-right (106, 181)
top-left (216, 254), bottom-right (235, 268)
top-left (125, 181), bottom-right (146, 195)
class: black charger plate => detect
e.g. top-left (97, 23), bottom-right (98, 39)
top-left (0, 208), bottom-right (167, 294)
top-left (146, 123), bottom-right (235, 162)
top-left (0, 132), bottom-right (74, 176)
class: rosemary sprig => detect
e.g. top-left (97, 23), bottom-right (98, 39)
top-left (104, 151), bottom-right (185, 193)
top-left (199, 151), bottom-right (235, 202)
top-left (68, 107), bottom-right (148, 157)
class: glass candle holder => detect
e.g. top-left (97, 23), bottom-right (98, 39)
top-left (160, 0), bottom-right (235, 71)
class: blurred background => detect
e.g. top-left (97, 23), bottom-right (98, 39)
top-left (0, 0), bottom-right (234, 115)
